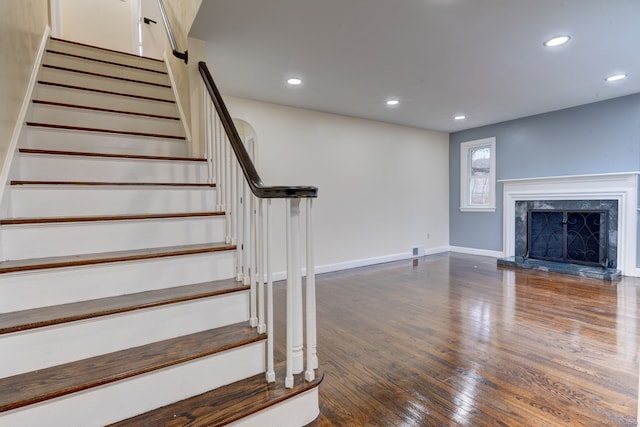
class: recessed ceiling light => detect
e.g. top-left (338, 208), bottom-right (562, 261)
top-left (287, 77), bottom-right (302, 85)
top-left (386, 99), bottom-right (400, 106)
top-left (605, 73), bottom-right (627, 82)
top-left (454, 115), bottom-right (466, 121)
top-left (544, 35), bottom-right (571, 47)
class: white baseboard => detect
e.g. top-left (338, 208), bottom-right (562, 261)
top-left (272, 246), bottom-right (451, 281)
top-left (424, 246), bottom-right (451, 256)
top-left (448, 246), bottom-right (504, 258)
top-left (632, 268), bottom-right (640, 278)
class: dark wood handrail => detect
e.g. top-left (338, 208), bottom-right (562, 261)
top-left (198, 62), bottom-right (318, 199)
top-left (157, 0), bottom-right (188, 64)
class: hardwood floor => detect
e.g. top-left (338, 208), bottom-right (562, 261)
top-left (272, 252), bottom-right (640, 426)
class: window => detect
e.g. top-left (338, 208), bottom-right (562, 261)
top-left (460, 137), bottom-right (496, 212)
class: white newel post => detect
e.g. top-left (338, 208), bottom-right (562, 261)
top-left (286, 198), bottom-right (304, 388)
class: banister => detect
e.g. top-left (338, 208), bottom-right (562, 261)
top-left (157, 0), bottom-right (188, 64)
top-left (198, 61), bottom-right (318, 199)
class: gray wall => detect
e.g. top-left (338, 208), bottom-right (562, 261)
top-left (449, 93), bottom-right (640, 254)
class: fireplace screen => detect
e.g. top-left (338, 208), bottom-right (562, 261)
top-left (526, 210), bottom-right (608, 268)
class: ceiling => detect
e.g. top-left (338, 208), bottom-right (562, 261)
top-left (190, 0), bottom-right (640, 133)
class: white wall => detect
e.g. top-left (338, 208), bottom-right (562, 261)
top-left (59, 0), bottom-right (138, 53)
top-left (225, 96), bottom-right (450, 274)
top-left (161, 0), bottom-right (203, 143)
top-left (0, 0), bottom-right (49, 187)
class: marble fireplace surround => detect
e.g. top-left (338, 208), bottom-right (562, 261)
top-left (500, 172), bottom-right (639, 277)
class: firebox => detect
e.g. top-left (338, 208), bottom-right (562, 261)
top-left (526, 209), bottom-right (608, 268)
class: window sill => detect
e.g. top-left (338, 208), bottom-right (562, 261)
top-left (460, 207), bottom-right (496, 213)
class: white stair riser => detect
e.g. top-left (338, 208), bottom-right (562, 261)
top-left (0, 342), bottom-right (265, 427)
top-left (6, 186), bottom-right (216, 217)
top-left (48, 39), bottom-right (166, 73)
top-left (3, 217), bottom-right (225, 259)
top-left (34, 83), bottom-right (179, 118)
top-left (0, 251), bottom-right (235, 312)
top-left (1, 292), bottom-right (250, 377)
top-left (22, 126), bottom-right (189, 157)
top-left (28, 103), bottom-right (184, 137)
top-left (40, 67), bottom-right (174, 101)
top-left (44, 51), bottom-right (170, 86)
top-left (231, 389), bottom-right (320, 427)
top-left (12, 154), bottom-right (206, 183)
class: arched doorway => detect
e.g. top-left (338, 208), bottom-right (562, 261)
top-left (233, 119), bottom-right (257, 163)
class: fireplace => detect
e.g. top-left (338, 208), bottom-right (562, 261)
top-left (498, 173), bottom-right (639, 279)
top-left (514, 200), bottom-right (617, 269)
top-left (498, 198), bottom-right (622, 280)
top-left (527, 209), bottom-right (608, 268)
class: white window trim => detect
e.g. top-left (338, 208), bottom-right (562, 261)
top-left (460, 137), bottom-right (496, 212)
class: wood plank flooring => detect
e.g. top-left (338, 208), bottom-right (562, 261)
top-left (278, 252), bottom-right (640, 426)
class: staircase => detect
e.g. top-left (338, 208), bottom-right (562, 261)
top-left (0, 37), bottom-right (321, 426)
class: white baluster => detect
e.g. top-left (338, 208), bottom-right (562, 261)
top-left (285, 198), bottom-right (304, 388)
top-left (230, 153), bottom-right (237, 245)
top-left (249, 194), bottom-right (257, 328)
top-left (203, 86), bottom-right (214, 184)
top-left (305, 198), bottom-right (318, 381)
top-left (222, 125), bottom-right (227, 214)
top-left (235, 158), bottom-right (244, 281)
top-left (266, 200), bottom-right (275, 382)
top-left (214, 117), bottom-right (222, 211)
top-left (224, 134), bottom-right (232, 243)
top-left (257, 199), bottom-right (266, 333)
top-left (243, 181), bottom-right (251, 285)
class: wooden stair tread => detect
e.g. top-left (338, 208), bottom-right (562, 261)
top-left (46, 49), bottom-right (168, 75)
top-left (10, 180), bottom-right (215, 187)
top-left (25, 122), bottom-right (185, 140)
top-left (38, 81), bottom-right (175, 103)
top-left (0, 278), bottom-right (248, 334)
top-left (1, 211), bottom-right (224, 225)
top-left (0, 242), bottom-right (235, 274)
top-left (42, 64), bottom-right (171, 88)
top-left (109, 365), bottom-right (324, 427)
top-left (32, 100), bottom-right (180, 120)
top-left (0, 322), bottom-right (263, 412)
top-left (18, 148), bottom-right (206, 162)
top-left (50, 37), bottom-right (164, 63)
